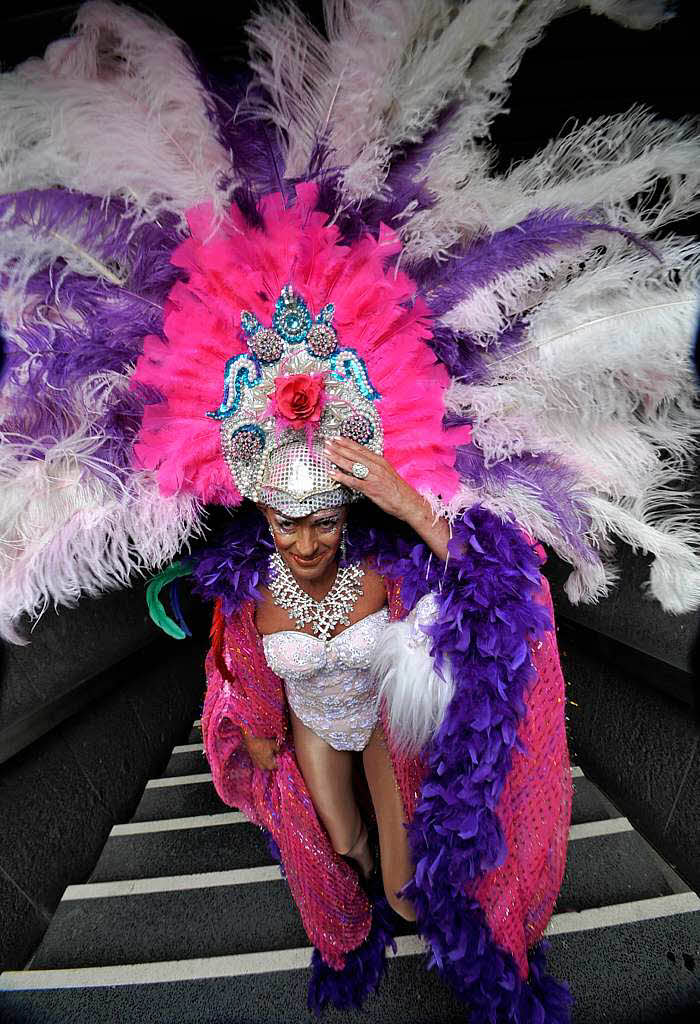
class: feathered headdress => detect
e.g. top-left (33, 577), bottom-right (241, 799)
top-left (1, 0), bottom-right (699, 642)
top-left (130, 182), bottom-right (471, 515)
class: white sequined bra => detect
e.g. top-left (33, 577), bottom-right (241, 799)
top-left (261, 607), bottom-right (390, 751)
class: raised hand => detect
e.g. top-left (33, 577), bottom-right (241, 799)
top-left (324, 437), bottom-right (450, 561)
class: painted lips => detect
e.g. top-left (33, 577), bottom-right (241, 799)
top-left (292, 552), bottom-right (323, 566)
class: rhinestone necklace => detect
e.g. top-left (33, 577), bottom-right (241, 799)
top-left (267, 552), bottom-right (365, 642)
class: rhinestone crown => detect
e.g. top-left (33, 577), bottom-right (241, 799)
top-left (207, 285), bottom-right (383, 515)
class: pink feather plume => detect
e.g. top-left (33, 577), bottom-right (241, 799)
top-left (132, 182), bottom-right (471, 504)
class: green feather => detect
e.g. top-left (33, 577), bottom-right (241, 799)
top-left (146, 561), bottom-right (193, 639)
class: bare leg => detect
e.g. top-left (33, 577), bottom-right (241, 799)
top-left (289, 707), bottom-right (373, 878)
top-left (362, 723), bottom-right (417, 921)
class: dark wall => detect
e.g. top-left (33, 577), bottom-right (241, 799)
top-left (0, 586), bottom-right (209, 970)
top-left (559, 618), bottom-right (700, 892)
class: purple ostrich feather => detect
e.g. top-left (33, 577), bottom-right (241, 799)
top-left (0, 189), bottom-right (184, 475)
top-left (430, 318), bottom-right (528, 384)
top-left (187, 51), bottom-right (293, 205)
top-left (413, 207), bottom-right (660, 317)
top-left (456, 444), bottom-right (602, 567)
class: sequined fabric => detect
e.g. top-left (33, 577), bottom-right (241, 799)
top-left (262, 607), bottom-right (390, 751)
top-left (202, 600), bottom-right (371, 969)
top-left (201, 570), bottom-right (571, 978)
top-left (383, 574), bottom-right (572, 982)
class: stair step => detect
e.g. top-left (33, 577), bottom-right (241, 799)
top-left (3, 899), bottom-right (698, 1024)
top-left (23, 821), bottom-right (680, 972)
top-left (28, 879), bottom-right (317, 969)
top-left (160, 749), bottom-right (208, 778)
top-left (88, 820), bottom-right (274, 883)
top-left (132, 779), bottom-right (233, 821)
top-left (558, 829), bottom-right (685, 910)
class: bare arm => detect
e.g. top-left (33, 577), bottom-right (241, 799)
top-left (325, 437), bottom-right (450, 561)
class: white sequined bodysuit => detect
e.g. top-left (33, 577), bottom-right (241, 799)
top-left (261, 607), bottom-right (390, 752)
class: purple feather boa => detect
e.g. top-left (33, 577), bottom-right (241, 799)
top-left (186, 501), bottom-right (572, 1020)
top-left (188, 504), bottom-right (274, 616)
top-left (307, 892), bottom-right (398, 1015)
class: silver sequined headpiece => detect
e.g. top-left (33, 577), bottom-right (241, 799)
top-left (207, 285), bottom-right (383, 515)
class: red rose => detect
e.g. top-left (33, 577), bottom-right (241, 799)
top-left (272, 373), bottom-right (326, 427)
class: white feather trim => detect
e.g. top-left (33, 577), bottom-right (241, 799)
top-left (372, 593), bottom-right (454, 755)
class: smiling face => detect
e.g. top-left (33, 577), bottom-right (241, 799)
top-left (259, 504), bottom-right (348, 583)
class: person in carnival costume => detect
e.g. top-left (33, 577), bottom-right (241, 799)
top-left (1, 2), bottom-right (700, 1020)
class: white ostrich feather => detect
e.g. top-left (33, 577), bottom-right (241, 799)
top-left (574, 0), bottom-right (676, 31)
top-left (325, 1), bottom-right (455, 198)
top-left (582, 496), bottom-right (700, 613)
top-left (372, 593), bottom-right (455, 756)
top-left (501, 106), bottom-right (700, 234)
top-left (0, 1), bottom-right (231, 228)
top-left (400, 105), bottom-right (700, 263)
top-left (0, 375), bottom-right (203, 643)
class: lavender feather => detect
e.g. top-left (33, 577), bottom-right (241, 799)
top-left (456, 446), bottom-right (600, 567)
top-left (413, 207), bottom-right (660, 317)
top-left (1, 188), bottom-right (183, 474)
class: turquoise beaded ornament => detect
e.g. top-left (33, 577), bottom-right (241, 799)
top-left (207, 285), bottom-right (383, 515)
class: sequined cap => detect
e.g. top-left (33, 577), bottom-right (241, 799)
top-left (207, 285), bottom-right (383, 506)
top-left (259, 439), bottom-right (355, 516)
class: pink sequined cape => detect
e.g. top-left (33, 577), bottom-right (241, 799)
top-left (200, 572), bottom-right (572, 977)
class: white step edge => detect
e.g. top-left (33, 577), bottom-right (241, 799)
top-left (110, 811), bottom-right (630, 841)
top-left (147, 764), bottom-right (583, 789)
top-left (145, 774), bottom-right (213, 788)
top-left (193, 719), bottom-right (201, 727)
top-left (63, 865), bottom-right (283, 900)
top-left (67, 818), bottom-right (634, 901)
top-left (3, 894), bottom-right (698, 991)
top-left (568, 817), bottom-right (633, 840)
top-left (171, 743), bottom-right (205, 754)
top-left (545, 891), bottom-right (700, 934)
top-left (110, 811), bottom-right (247, 836)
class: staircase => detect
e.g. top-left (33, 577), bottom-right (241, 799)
top-left (2, 718), bottom-right (699, 1024)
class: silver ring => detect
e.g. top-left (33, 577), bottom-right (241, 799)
top-left (351, 461), bottom-right (369, 479)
